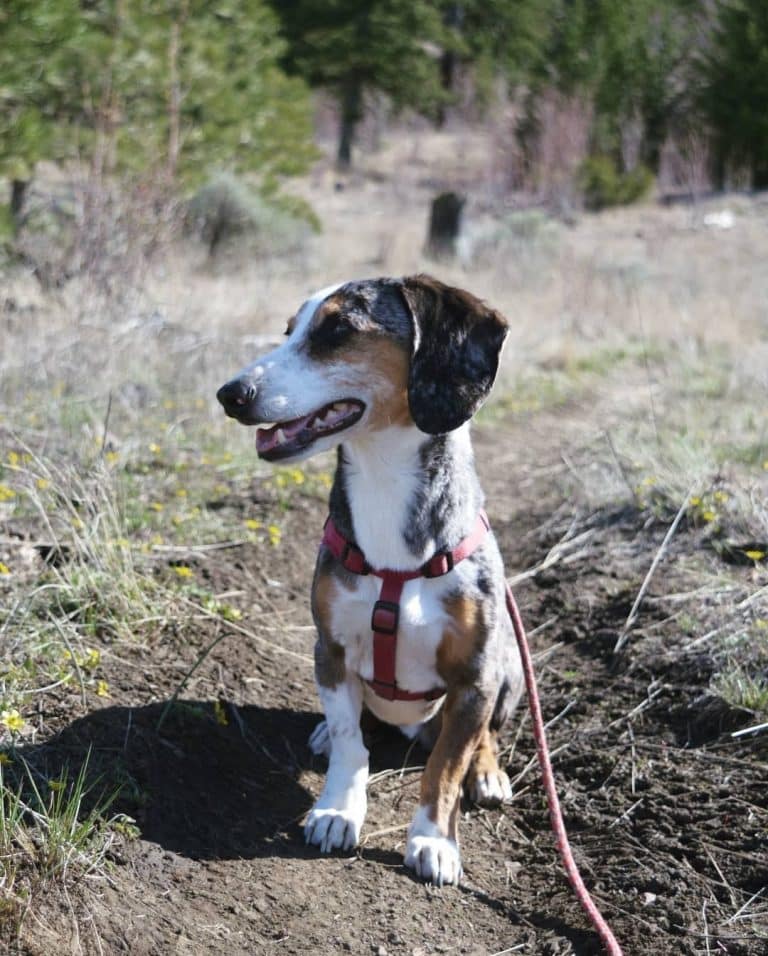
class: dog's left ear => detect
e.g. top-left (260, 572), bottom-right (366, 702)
top-left (400, 275), bottom-right (509, 434)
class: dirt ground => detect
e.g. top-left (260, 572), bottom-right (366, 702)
top-left (10, 392), bottom-right (767, 956)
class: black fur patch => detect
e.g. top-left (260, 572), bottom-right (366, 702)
top-left (400, 275), bottom-right (508, 435)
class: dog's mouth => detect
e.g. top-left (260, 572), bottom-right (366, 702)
top-left (255, 399), bottom-right (365, 461)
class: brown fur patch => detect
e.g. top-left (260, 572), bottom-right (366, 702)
top-left (311, 570), bottom-right (345, 688)
top-left (436, 595), bottom-right (484, 683)
top-left (465, 727), bottom-right (502, 789)
top-left (352, 337), bottom-right (411, 430)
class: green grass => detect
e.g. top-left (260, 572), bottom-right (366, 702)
top-left (0, 753), bottom-right (127, 944)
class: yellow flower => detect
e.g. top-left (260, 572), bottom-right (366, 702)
top-left (275, 473), bottom-right (288, 489)
top-left (150, 502), bottom-right (164, 512)
top-left (151, 534), bottom-right (164, 546)
top-left (201, 455), bottom-right (212, 466)
top-left (173, 565), bottom-right (193, 578)
top-left (290, 468), bottom-right (305, 485)
top-left (755, 619), bottom-right (768, 629)
top-left (83, 648), bottom-right (101, 670)
top-left (148, 442), bottom-right (161, 454)
top-left (641, 476), bottom-right (657, 487)
top-left (175, 488), bottom-right (188, 497)
top-left (0, 709), bottom-right (25, 733)
top-left (318, 472), bottom-right (333, 489)
top-left (763, 460), bottom-right (768, 471)
top-left (689, 496), bottom-right (701, 507)
top-left (0, 753), bottom-right (12, 765)
top-left (0, 561), bottom-right (10, 575)
top-left (35, 477), bottom-right (50, 490)
top-left (702, 510), bottom-right (717, 522)
top-left (745, 550), bottom-right (765, 562)
top-left (163, 399), bottom-right (176, 410)
top-left (115, 537), bottom-right (130, 549)
top-left (0, 485), bottom-right (15, 502)
top-left (268, 524), bottom-right (282, 547)
top-left (713, 490), bottom-right (729, 503)
top-left (213, 700), bottom-right (229, 726)
top-left (244, 518), bottom-right (261, 531)
top-left (172, 514), bottom-right (184, 526)
top-left (105, 451), bottom-right (119, 465)
top-left (71, 516), bottom-right (84, 530)
top-left (7, 451), bottom-right (19, 466)
top-left (222, 452), bottom-right (233, 463)
top-left (96, 680), bottom-right (110, 698)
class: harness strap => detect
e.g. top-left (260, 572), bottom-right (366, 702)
top-left (321, 511), bottom-right (490, 701)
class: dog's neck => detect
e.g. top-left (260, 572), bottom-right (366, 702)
top-left (329, 423), bottom-right (483, 570)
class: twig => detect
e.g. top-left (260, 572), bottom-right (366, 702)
top-left (614, 483), bottom-right (696, 653)
top-left (731, 720), bottom-right (768, 738)
top-left (99, 391), bottom-right (113, 458)
top-left (725, 887), bottom-right (765, 924)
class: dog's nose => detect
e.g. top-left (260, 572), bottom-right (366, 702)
top-left (217, 379), bottom-right (256, 416)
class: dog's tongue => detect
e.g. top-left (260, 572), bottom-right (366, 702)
top-left (256, 413), bottom-right (312, 454)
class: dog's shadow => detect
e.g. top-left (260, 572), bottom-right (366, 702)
top-left (7, 700), bottom-right (327, 861)
top-left (7, 699), bottom-right (425, 863)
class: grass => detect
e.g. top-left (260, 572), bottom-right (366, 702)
top-left (0, 752), bottom-right (126, 945)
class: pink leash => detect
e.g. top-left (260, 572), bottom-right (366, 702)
top-left (506, 585), bottom-right (624, 955)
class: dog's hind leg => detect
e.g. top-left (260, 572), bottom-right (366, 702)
top-left (464, 726), bottom-right (512, 807)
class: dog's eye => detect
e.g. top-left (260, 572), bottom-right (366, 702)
top-left (310, 311), bottom-right (354, 353)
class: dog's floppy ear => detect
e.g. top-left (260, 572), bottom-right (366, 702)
top-left (400, 274), bottom-right (509, 434)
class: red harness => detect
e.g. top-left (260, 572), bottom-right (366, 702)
top-left (320, 511), bottom-right (490, 701)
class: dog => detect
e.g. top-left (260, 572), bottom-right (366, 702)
top-left (217, 275), bottom-right (523, 886)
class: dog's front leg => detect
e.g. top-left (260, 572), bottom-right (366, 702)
top-left (305, 677), bottom-right (369, 853)
top-left (405, 686), bottom-right (492, 885)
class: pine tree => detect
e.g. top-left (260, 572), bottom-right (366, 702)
top-left (268, 0), bottom-right (448, 168)
top-left (700, 0), bottom-right (768, 188)
top-left (0, 0), bottom-right (316, 218)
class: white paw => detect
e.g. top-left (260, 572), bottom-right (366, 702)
top-left (305, 802), bottom-right (365, 853)
top-left (470, 769), bottom-right (512, 807)
top-left (405, 832), bottom-right (463, 886)
top-left (308, 720), bottom-right (331, 758)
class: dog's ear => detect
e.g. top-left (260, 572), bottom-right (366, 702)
top-left (400, 275), bottom-right (509, 434)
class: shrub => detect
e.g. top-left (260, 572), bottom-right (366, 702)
top-left (579, 156), bottom-right (654, 211)
top-left (185, 173), bottom-right (317, 259)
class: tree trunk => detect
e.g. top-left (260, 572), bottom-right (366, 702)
top-left (753, 157), bottom-right (768, 191)
top-left (10, 179), bottom-right (28, 233)
top-left (337, 82), bottom-right (362, 170)
top-left (167, 1), bottom-right (188, 181)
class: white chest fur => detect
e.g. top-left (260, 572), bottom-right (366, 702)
top-left (328, 571), bottom-right (455, 725)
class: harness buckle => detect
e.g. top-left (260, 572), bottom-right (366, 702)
top-left (422, 551), bottom-right (454, 578)
top-left (371, 599), bottom-right (399, 635)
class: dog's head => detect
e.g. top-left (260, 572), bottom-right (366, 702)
top-left (217, 275), bottom-right (508, 462)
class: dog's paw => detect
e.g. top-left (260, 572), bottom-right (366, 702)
top-left (468, 769), bottom-right (512, 808)
top-left (305, 803), bottom-right (364, 853)
top-left (405, 832), bottom-right (463, 886)
top-left (308, 720), bottom-right (331, 758)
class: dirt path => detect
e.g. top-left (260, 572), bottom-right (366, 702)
top-left (16, 392), bottom-right (768, 956)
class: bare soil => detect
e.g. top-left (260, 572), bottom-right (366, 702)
top-left (10, 408), bottom-right (768, 956)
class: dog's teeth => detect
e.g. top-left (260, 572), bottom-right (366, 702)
top-left (275, 428), bottom-right (287, 444)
